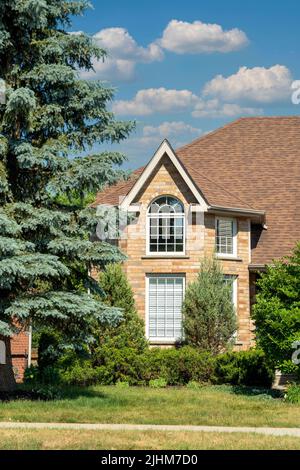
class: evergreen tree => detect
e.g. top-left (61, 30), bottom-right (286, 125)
top-left (0, 0), bottom-right (135, 389)
top-left (182, 257), bottom-right (237, 354)
top-left (252, 243), bottom-right (300, 373)
top-left (97, 263), bottom-right (147, 352)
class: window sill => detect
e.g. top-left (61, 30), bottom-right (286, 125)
top-left (216, 255), bottom-right (242, 262)
top-left (142, 255), bottom-right (190, 259)
top-left (148, 339), bottom-right (181, 345)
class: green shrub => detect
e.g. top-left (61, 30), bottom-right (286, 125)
top-left (213, 349), bottom-right (274, 387)
top-left (59, 361), bottom-right (99, 386)
top-left (38, 328), bottom-right (62, 371)
top-left (252, 244), bottom-right (300, 372)
top-left (98, 263), bottom-right (147, 353)
top-left (136, 346), bottom-right (215, 386)
top-left (94, 346), bottom-right (144, 385)
top-left (29, 385), bottom-right (62, 401)
top-left (24, 365), bottom-right (39, 384)
top-left (149, 377), bottom-right (167, 388)
top-left (39, 365), bottom-right (61, 385)
top-left (92, 345), bottom-right (214, 386)
top-left (285, 383), bottom-right (300, 403)
top-left (182, 257), bottom-right (237, 354)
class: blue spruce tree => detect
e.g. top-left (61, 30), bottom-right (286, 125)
top-left (0, 0), bottom-right (135, 389)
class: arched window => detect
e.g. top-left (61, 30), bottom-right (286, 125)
top-left (0, 340), bottom-right (6, 365)
top-left (147, 196), bottom-right (185, 254)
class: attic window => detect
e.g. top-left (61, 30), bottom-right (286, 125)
top-left (0, 340), bottom-right (6, 365)
top-left (147, 196), bottom-right (185, 255)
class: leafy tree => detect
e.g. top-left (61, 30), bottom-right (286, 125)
top-left (0, 0), bottom-right (135, 389)
top-left (252, 243), bottom-right (300, 373)
top-left (97, 263), bottom-right (147, 353)
top-left (182, 257), bottom-right (237, 354)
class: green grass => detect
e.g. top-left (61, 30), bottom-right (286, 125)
top-left (1, 429), bottom-right (300, 450)
top-left (0, 384), bottom-right (297, 428)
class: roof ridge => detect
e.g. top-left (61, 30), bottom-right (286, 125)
top-left (176, 115), bottom-right (300, 153)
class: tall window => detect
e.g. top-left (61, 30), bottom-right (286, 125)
top-left (216, 218), bottom-right (237, 256)
top-left (147, 275), bottom-right (184, 342)
top-left (148, 196), bottom-right (185, 254)
top-left (223, 275), bottom-right (237, 309)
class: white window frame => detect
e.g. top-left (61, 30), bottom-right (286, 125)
top-left (145, 274), bottom-right (185, 344)
top-left (146, 196), bottom-right (186, 257)
top-left (223, 275), bottom-right (238, 310)
top-left (215, 217), bottom-right (237, 258)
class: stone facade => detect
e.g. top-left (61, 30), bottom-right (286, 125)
top-left (112, 155), bottom-right (254, 349)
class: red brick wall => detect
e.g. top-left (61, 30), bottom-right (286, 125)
top-left (10, 330), bottom-right (29, 382)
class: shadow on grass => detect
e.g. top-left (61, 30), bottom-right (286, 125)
top-left (229, 385), bottom-right (283, 400)
top-left (0, 385), bottom-right (108, 402)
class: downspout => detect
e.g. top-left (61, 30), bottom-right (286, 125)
top-left (27, 325), bottom-right (32, 367)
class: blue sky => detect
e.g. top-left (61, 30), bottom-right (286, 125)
top-left (71, 0), bottom-right (300, 168)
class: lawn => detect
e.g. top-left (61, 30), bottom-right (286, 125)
top-left (1, 429), bottom-right (300, 450)
top-left (0, 384), bottom-right (299, 428)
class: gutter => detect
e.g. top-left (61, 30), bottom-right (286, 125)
top-left (248, 264), bottom-right (268, 272)
top-left (207, 205), bottom-right (266, 225)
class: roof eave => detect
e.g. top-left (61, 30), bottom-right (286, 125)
top-left (207, 205), bottom-right (266, 224)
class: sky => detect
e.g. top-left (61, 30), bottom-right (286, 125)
top-left (70, 0), bottom-right (300, 169)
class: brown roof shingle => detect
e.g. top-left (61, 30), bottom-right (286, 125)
top-left (93, 117), bottom-right (300, 265)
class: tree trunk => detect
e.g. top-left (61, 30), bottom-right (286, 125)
top-left (0, 337), bottom-right (16, 392)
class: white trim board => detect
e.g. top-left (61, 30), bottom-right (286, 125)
top-left (120, 140), bottom-right (208, 211)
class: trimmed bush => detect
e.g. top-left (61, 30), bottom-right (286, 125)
top-left (92, 345), bottom-right (214, 386)
top-left (139, 347), bottom-right (215, 386)
top-left (212, 349), bottom-right (275, 387)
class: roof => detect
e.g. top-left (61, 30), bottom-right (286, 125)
top-left (93, 116), bottom-right (300, 265)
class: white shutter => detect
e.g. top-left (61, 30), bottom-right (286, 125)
top-left (148, 275), bottom-right (184, 341)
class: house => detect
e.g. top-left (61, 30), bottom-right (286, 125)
top-left (0, 331), bottom-right (30, 389)
top-left (92, 116), bottom-right (300, 349)
top-left (6, 116), bottom-right (300, 383)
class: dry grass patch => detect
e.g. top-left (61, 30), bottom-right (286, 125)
top-left (0, 429), bottom-right (300, 450)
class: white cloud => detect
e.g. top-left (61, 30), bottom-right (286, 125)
top-left (80, 58), bottom-right (135, 82)
top-left (112, 86), bottom-right (262, 118)
top-left (143, 121), bottom-right (202, 138)
top-left (203, 65), bottom-right (293, 103)
top-left (112, 88), bottom-right (199, 115)
top-left (94, 27), bottom-right (163, 62)
top-left (159, 19), bottom-right (249, 54)
top-left (81, 27), bottom-right (163, 81)
top-left (192, 98), bottom-right (262, 118)
top-left (120, 121), bottom-right (203, 154)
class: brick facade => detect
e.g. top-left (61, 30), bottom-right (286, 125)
top-left (105, 155), bottom-right (255, 349)
top-left (10, 330), bottom-right (30, 382)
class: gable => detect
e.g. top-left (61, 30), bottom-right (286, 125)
top-left (132, 154), bottom-right (199, 206)
top-left (120, 140), bottom-right (208, 211)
